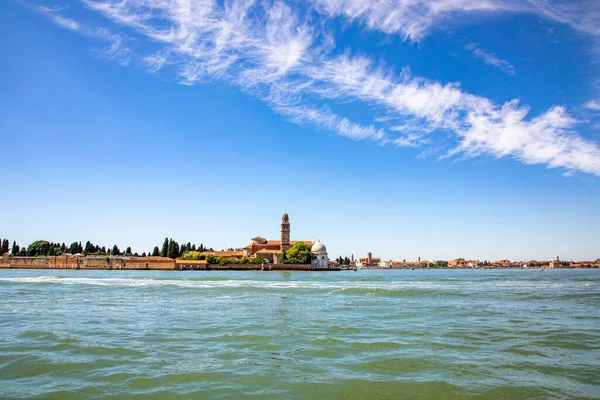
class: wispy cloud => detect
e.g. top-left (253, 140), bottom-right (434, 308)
top-left (465, 42), bottom-right (515, 76)
top-left (310, 0), bottom-right (600, 42)
top-left (37, 6), bottom-right (81, 31)
top-left (31, 0), bottom-right (600, 176)
top-left (37, 5), bottom-right (131, 65)
top-left (584, 100), bottom-right (600, 111)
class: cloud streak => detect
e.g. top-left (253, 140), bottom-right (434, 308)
top-left (464, 42), bottom-right (516, 76)
top-left (310, 0), bottom-right (600, 42)
top-left (37, 5), bottom-right (132, 65)
top-left (32, 0), bottom-right (600, 176)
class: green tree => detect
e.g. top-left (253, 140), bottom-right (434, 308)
top-left (111, 245), bottom-right (120, 256)
top-left (167, 240), bottom-right (180, 259)
top-left (283, 242), bottom-right (313, 264)
top-left (11, 241), bottom-right (19, 256)
top-left (180, 251), bottom-right (206, 260)
top-left (167, 239), bottom-right (174, 258)
top-left (1, 239), bottom-right (9, 254)
top-left (125, 247), bottom-right (132, 256)
top-left (161, 238), bottom-right (169, 257)
top-left (27, 240), bottom-right (50, 256)
top-left (152, 246), bottom-right (160, 256)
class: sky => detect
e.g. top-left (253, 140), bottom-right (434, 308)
top-left (1, 0), bottom-right (600, 261)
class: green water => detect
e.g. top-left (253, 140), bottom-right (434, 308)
top-left (0, 269), bottom-right (599, 399)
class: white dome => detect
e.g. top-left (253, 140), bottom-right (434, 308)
top-left (311, 241), bottom-right (327, 253)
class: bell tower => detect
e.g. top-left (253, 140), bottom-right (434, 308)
top-left (281, 213), bottom-right (290, 252)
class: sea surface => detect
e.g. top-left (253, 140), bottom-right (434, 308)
top-left (0, 269), bottom-right (599, 399)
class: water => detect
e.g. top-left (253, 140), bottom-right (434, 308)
top-left (0, 269), bottom-right (599, 399)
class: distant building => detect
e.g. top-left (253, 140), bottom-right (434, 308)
top-left (390, 257), bottom-right (430, 268)
top-left (311, 241), bottom-right (328, 268)
top-left (356, 252), bottom-right (381, 268)
top-left (238, 213), bottom-right (315, 264)
top-left (570, 259), bottom-right (600, 268)
top-left (491, 259), bottom-right (514, 268)
top-left (448, 258), bottom-right (479, 268)
top-left (549, 257), bottom-right (561, 269)
top-left (449, 258), bottom-right (468, 268)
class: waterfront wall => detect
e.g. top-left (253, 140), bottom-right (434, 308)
top-left (203, 264), bottom-right (339, 271)
top-left (0, 255), bottom-right (339, 271)
top-left (0, 254), bottom-right (80, 269)
top-left (0, 255), bottom-right (176, 270)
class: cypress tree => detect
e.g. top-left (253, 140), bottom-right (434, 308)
top-left (112, 245), bottom-right (120, 256)
top-left (167, 239), bottom-right (174, 259)
top-left (161, 238), bottom-right (169, 257)
top-left (125, 247), bottom-right (132, 256)
top-left (1, 239), bottom-right (9, 254)
top-left (152, 246), bottom-right (160, 256)
top-left (11, 241), bottom-right (19, 256)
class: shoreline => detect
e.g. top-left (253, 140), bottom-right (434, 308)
top-left (0, 266), bottom-right (596, 271)
top-left (2, 254), bottom-right (598, 271)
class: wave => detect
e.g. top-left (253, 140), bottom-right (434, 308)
top-left (0, 276), bottom-right (585, 295)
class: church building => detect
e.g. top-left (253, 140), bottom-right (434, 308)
top-left (242, 213), bottom-right (326, 265)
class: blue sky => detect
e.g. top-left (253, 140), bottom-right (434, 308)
top-left (1, 0), bottom-right (600, 261)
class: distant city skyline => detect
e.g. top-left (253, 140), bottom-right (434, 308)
top-left (1, 1), bottom-right (599, 261)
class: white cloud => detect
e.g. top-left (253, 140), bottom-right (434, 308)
top-left (465, 42), bottom-right (515, 76)
top-left (33, 0), bottom-right (600, 176)
top-left (38, 5), bottom-right (131, 65)
top-left (309, 0), bottom-right (600, 42)
top-left (37, 6), bottom-right (81, 31)
top-left (51, 15), bottom-right (81, 31)
top-left (584, 100), bottom-right (600, 111)
top-left (455, 102), bottom-right (600, 175)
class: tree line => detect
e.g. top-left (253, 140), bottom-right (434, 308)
top-left (335, 256), bottom-right (351, 265)
top-left (0, 237), bottom-right (211, 258)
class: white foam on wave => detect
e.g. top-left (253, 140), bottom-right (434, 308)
top-left (0, 276), bottom-right (576, 292)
